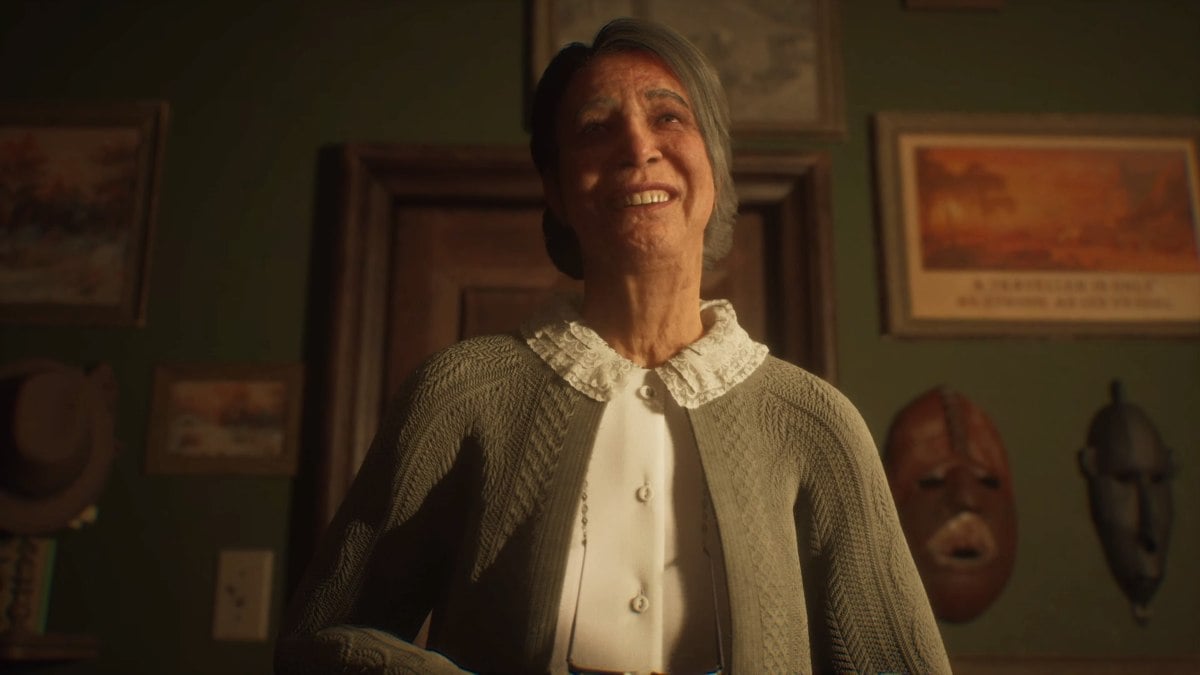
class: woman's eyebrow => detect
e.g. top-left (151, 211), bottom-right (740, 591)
top-left (573, 96), bottom-right (617, 120)
top-left (645, 87), bottom-right (689, 108)
top-left (570, 88), bottom-right (689, 122)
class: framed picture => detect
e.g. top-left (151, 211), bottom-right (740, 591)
top-left (873, 112), bottom-right (1200, 337)
top-left (527, 0), bottom-right (844, 137)
top-left (0, 101), bottom-right (167, 326)
top-left (146, 363), bottom-right (303, 476)
top-left (904, 0), bottom-right (1003, 9)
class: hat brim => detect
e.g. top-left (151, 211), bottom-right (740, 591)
top-left (0, 360), bottom-right (117, 535)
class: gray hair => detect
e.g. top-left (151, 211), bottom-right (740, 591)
top-left (529, 17), bottom-right (736, 280)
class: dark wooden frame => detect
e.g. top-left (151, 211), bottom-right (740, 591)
top-left (904, 0), bottom-right (1004, 10)
top-left (288, 144), bottom-right (836, 581)
top-left (0, 101), bottom-right (167, 326)
top-left (526, 0), bottom-right (846, 138)
top-left (145, 362), bottom-right (304, 476)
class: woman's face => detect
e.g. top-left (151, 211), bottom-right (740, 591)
top-left (546, 50), bottom-right (715, 275)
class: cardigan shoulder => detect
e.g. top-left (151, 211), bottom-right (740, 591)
top-left (756, 356), bottom-right (863, 422)
top-left (406, 333), bottom-right (543, 396)
top-left (386, 334), bottom-right (552, 427)
top-left (748, 356), bottom-right (878, 458)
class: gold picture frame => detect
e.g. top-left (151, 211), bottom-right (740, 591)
top-left (146, 363), bottom-right (304, 475)
top-left (873, 111), bottom-right (1200, 337)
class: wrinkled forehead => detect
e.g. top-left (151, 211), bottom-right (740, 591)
top-left (888, 395), bottom-right (1009, 475)
top-left (560, 50), bottom-right (689, 115)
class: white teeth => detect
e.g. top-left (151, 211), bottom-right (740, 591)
top-left (624, 190), bottom-right (670, 206)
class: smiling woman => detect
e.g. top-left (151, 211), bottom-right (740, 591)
top-left (549, 51), bottom-right (714, 291)
top-left (276, 17), bottom-right (950, 675)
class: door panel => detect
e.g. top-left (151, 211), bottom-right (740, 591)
top-left (292, 145), bottom-right (835, 578)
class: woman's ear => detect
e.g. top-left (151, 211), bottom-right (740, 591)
top-left (541, 171), bottom-right (567, 224)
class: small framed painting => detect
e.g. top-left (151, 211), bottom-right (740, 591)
top-left (873, 111), bottom-right (1200, 337)
top-left (0, 101), bottom-right (168, 326)
top-left (528, 0), bottom-right (845, 137)
top-left (146, 364), bottom-right (304, 475)
top-left (904, 0), bottom-right (1003, 9)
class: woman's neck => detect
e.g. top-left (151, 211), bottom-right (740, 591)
top-left (580, 263), bottom-right (704, 368)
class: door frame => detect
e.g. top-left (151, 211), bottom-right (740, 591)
top-left (287, 143), bottom-right (836, 586)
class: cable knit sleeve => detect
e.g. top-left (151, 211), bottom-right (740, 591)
top-left (274, 344), bottom-right (488, 675)
top-left (794, 376), bottom-right (951, 675)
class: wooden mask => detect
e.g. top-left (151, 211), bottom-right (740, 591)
top-left (884, 386), bottom-right (1018, 623)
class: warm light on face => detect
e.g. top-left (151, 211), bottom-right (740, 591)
top-left (884, 387), bottom-right (1017, 623)
top-left (547, 50), bottom-right (716, 276)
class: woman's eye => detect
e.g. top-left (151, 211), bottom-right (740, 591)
top-left (579, 121), bottom-right (605, 135)
top-left (917, 476), bottom-right (945, 490)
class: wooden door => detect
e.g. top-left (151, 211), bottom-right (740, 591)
top-left (288, 144), bottom-right (836, 584)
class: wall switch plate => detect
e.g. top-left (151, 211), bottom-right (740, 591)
top-left (212, 548), bottom-right (274, 642)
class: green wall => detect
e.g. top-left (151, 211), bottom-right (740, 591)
top-left (0, 1), bottom-right (1196, 672)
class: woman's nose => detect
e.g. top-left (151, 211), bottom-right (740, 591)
top-left (617, 118), bottom-right (662, 167)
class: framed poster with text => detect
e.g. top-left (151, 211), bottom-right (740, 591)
top-left (874, 112), bottom-right (1200, 337)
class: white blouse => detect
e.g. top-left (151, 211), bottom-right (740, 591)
top-left (522, 298), bottom-right (768, 674)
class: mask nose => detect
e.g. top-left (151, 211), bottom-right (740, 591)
top-left (1136, 480), bottom-right (1160, 554)
top-left (947, 466), bottom-right (980, 512)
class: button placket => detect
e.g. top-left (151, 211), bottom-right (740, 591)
top-left (630, 591), bottom-right (650, 614)
top-left (635, 481), bottom-right (654, 503)
top-left (636, 380), bottom-right (664, 412)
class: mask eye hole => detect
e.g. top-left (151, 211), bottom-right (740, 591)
top-left (917, 475), bottom-right (944, 490)
top-left (1114, 470), bottom-right (1139, 484)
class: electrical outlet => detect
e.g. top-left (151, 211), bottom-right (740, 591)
top-left (212, 548), bottom-right (274, 642)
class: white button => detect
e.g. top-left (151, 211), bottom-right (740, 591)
top-left (636, 483), bottom-right (653, 502)
top-left (630, 592), bottom-right (650, 613)
top-left (637, 385), bottom-right (657, 400)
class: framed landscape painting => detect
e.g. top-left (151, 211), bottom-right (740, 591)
top-left (146, 363), bottom-right (303, 476)
top-left (528, 0), bottom-right (844, 137)
top-left (873, 112), bottom-right (1200, 337)
top-left (0, 101), bottom-right (167, 326)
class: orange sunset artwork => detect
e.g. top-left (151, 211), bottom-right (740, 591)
top-left (164, 380), bottom-right (287, 458)
top-left (914, 145), bottom-right (1200, 273)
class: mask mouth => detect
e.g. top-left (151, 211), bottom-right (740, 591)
top-left (926, 511), bottom-right (997, 570)
top-left (1139, 532), bottom-right (1159, 555)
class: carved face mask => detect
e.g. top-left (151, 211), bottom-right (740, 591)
top-left (884, 387), bottom-right (1017, 623)
top-left (1078, 381), bottom-right (1174, 624)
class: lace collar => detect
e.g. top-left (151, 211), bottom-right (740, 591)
top-left (520, 297), bottom-right (768, 409)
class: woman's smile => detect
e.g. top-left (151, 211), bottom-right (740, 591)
top-left (548, 50), bottom-right (715, 272)
top-left (622, 189), bottom-right (671, 207)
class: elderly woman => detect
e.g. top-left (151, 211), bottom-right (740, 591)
top-left (276, 18), bottom-right (949, 675)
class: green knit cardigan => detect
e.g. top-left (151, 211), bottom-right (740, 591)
top-left (276, 334), bottom-right (950, 674)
